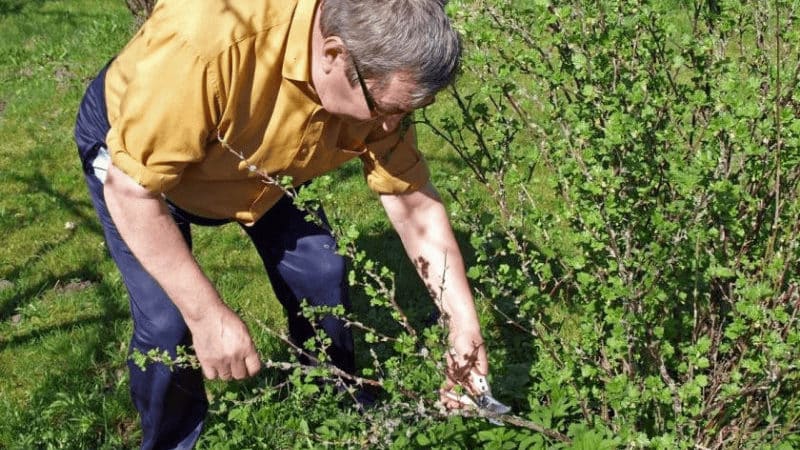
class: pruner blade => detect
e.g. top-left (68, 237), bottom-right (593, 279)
top-left (475, 392), bottom-right (512, 416)
top-left (443, 372), bottom-right (511, 425)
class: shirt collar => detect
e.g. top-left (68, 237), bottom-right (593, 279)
top-left (282, 0), bottom-right (318, 82)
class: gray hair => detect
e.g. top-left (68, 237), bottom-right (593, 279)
top-left (319, 0), bottom-right (461, 107)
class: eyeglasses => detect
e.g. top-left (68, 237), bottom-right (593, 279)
top-left (351, 55), bottom-right (377, 112)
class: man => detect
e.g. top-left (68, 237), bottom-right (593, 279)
top-left (74, 0), bottom-right (491, 448)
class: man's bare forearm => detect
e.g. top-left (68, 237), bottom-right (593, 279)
top-left (103, 163), bottom-right (223, 322)
top-left (380, 183), bottom-right (482, 337)
top-left (103, 163), bottom-right (261, 380)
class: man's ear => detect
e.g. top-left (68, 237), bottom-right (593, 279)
top-left (320, 36), bottom-right (347, 74)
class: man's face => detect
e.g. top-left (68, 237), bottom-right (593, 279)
top-left (352, 73), bottom-right (434, 133)
top-left (317, 51), bottom-right (434, 133)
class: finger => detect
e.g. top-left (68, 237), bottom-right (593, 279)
top-left (231, 358), bottom-right (248, 380)
top-left (212, 359), bottom-right (232, 381)
top-left (447, 400), bottom-right (469, 410)
top-left (439, 389), bottom-right (473, 410)
top-left (440, 390), bottom-right (459, 409)
top-left (217, 366), bottom-right (232, 381)
top-left (201, 364), bottom-right (217, 380)
top-left (245, 353), bottom-right (261, 377)
top-left (442, 398), bottom-right (462, 410)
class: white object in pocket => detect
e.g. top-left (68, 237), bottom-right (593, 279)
top-left (92, 146), bottom-right (110, 183)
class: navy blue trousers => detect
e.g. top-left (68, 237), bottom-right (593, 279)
top-left (75, 65), bottom-right (354, 449)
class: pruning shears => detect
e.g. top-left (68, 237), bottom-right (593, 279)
top-left (443, 372), bottom-right (511, 425)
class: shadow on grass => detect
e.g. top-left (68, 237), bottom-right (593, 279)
top-left (0, 169), bottom-right (102, 320)
top-left (9, 170), bottom-right (101, 234)
top-left (0, 269), bottom-right (129, 351)
top-left (0, 263), bottom-right (101, 319)
top-left (0, 0), bottom-right (48, 16)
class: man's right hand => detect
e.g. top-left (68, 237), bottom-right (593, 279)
top-left (187, 304), bottom-right (262, 380)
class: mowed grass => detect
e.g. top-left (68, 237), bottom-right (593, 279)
top-left (1, 1), bottom-right (149, 446)
top-left (0, 0), bottom-right (467, 447)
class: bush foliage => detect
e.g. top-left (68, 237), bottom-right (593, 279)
top-left (415, 0), bottom-right (799, 447)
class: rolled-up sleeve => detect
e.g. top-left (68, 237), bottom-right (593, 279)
top-left (105, 22), bottom-right (220, 195)
top-left (360, 125), bottom-right (430, 194)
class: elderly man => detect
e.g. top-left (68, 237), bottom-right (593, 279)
top-left (74, 0), bottom-right (491, 447)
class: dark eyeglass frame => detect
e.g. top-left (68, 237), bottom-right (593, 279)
top-left (351, 55), bottom-right (377, 112)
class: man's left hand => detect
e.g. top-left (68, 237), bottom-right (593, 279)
top-left (439, 328), bottom-right (489, 409)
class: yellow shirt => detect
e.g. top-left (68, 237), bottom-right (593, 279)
top-left (104, 0), bottom-right (429, 224)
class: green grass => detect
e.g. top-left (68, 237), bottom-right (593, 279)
top-left (0, 1), bottom-right (140, 446)
top-left (0, 1), bottom-right (473, 447)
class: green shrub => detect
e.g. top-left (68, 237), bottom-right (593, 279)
top-left (419, 0), bottom-right (800, 447)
